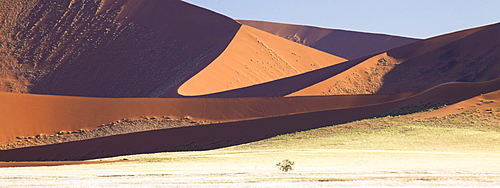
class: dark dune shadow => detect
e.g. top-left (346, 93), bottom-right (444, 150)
top-left (2, 0), bottom-right (240, 98)
top-left (376, 22), bottom-right (500, 94)
top-left (199, 56), bottom-right (371, 98)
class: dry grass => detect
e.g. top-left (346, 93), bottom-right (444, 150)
top-left (231, 109), bottom-right (500, 153)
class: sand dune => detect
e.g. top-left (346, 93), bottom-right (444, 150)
top-left (0, 0), bottom-right (239, 97)
top-left (0, 78), bottom-right (498, 161)
top-left (413, 89), bottom-right (500, 119)
top-left (1, 0), bottom-right (499, 164)
top-left (177, 25), bottom-right (347, 96)
top-left (239, 20), bottom-right (420, 59)
top-left (0, 0), bottom-right (352, 98)
top-left (287, 52), bottom-right (398, 96)
top-left (189, 23), bottom-right (496, 98)
top-left (0, 91), bottom-right (413, 145)
top-left (287, 22), bottom-right (499, 96)
top-left (198, 56), bottom-right (368, 97)
top-left (378, 22), bottom-right (500, 93)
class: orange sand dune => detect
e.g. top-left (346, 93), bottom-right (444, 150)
top-left (0, 0), bottom-right (239, 97)
top-left (239, 20), bottom-right (420, 59)
top-left (177, 25), bottom-right (347, 96)
top-left (0, 91), bottom-right (414, 145)
top-left (197, 56), bottom-right (369, 97)
top-left (1, 78), bottom-right (498, 161)
top-left (414, 90), bottom-right (500, 119)
top-left (287, 22), bottom-right (499, 96)
top-left (378, 22), bottom-right (500, 93)
top-left (287, 52), bottom-right (398, 96)
top-left (1, 0), bottom-right (351, 98)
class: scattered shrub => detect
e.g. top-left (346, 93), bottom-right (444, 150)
top-left (377, 57), bottom-right (389, 66)
top-left (482, 100), bottom-right (495, 104)
top-left (35, 134), bottom-right (45, 139)
top-left (276, 159), bottom-right (295, 172)
top-left (74, 129), bottom-right (89, 133)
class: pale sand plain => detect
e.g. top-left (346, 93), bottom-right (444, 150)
top-left (1, 149), bottom-right (499, 187)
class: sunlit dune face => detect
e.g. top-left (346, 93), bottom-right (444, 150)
top-left (178, 25), bottom-right (346, 96)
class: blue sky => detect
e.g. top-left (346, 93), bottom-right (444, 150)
top-left (183, 0), bottom-right (500, 39)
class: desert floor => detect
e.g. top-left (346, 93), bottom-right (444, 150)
top-left (1, 148), bottom-right (499, 187)
top-left (2, 111), bottom-right (499, 187)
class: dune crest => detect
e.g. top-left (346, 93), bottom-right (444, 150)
top-left (178, 25), bottom-right (346, 96)
top-left (239, 20), bottom-right (420, 59)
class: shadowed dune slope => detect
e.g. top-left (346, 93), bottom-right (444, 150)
top-left (0, 161), bottom-right (115, 168)
top-left (288, 22), bottom-right (499, 96)
top-left (377, 22), bottom-right (500, 93)
top-left (238, 20), bottom-right (420, 59)
top-left (0, 0), bottom-right (239, 97)
top-left (0, 78), bottom-right (498, 161)
top-left (177, 25), bottom-right (347, 96)
top-left (0, 91), bottom-right (414, 144)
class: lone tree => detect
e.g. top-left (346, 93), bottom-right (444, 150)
top-left (276, 159), bottom-right (295, 172)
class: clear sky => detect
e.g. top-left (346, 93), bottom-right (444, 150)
top-left (182, 0), bottom-right (500, 39)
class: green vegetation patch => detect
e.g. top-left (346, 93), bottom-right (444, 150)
top-left (233, 110), bottom-right (500, 153)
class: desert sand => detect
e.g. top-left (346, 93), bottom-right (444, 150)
top-left (239, 20), bottom-right (420, 60)
top-left (0, 1), bottom-right (499, 187)
top-left (178, 25), bottom-right (346, 96)
top-left (1, 151), bottom-right (499, 187)
top-left (0, 78), bottom-right (498, 161)
top-left (413, 89), bottom-right (500, 119)
top-left (0, 0), bottom-right (239, 97)
top-left (193, 22), bottom-right (498, 98)
top-left (287, 52), bottom-right (400, 96)
top-left (288, 23), bottom-right (499, 96)
top-left (0, 91), bottom-right (415, 145)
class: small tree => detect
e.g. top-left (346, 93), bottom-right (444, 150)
top-left (276, 159), bottom-right (295, 172)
